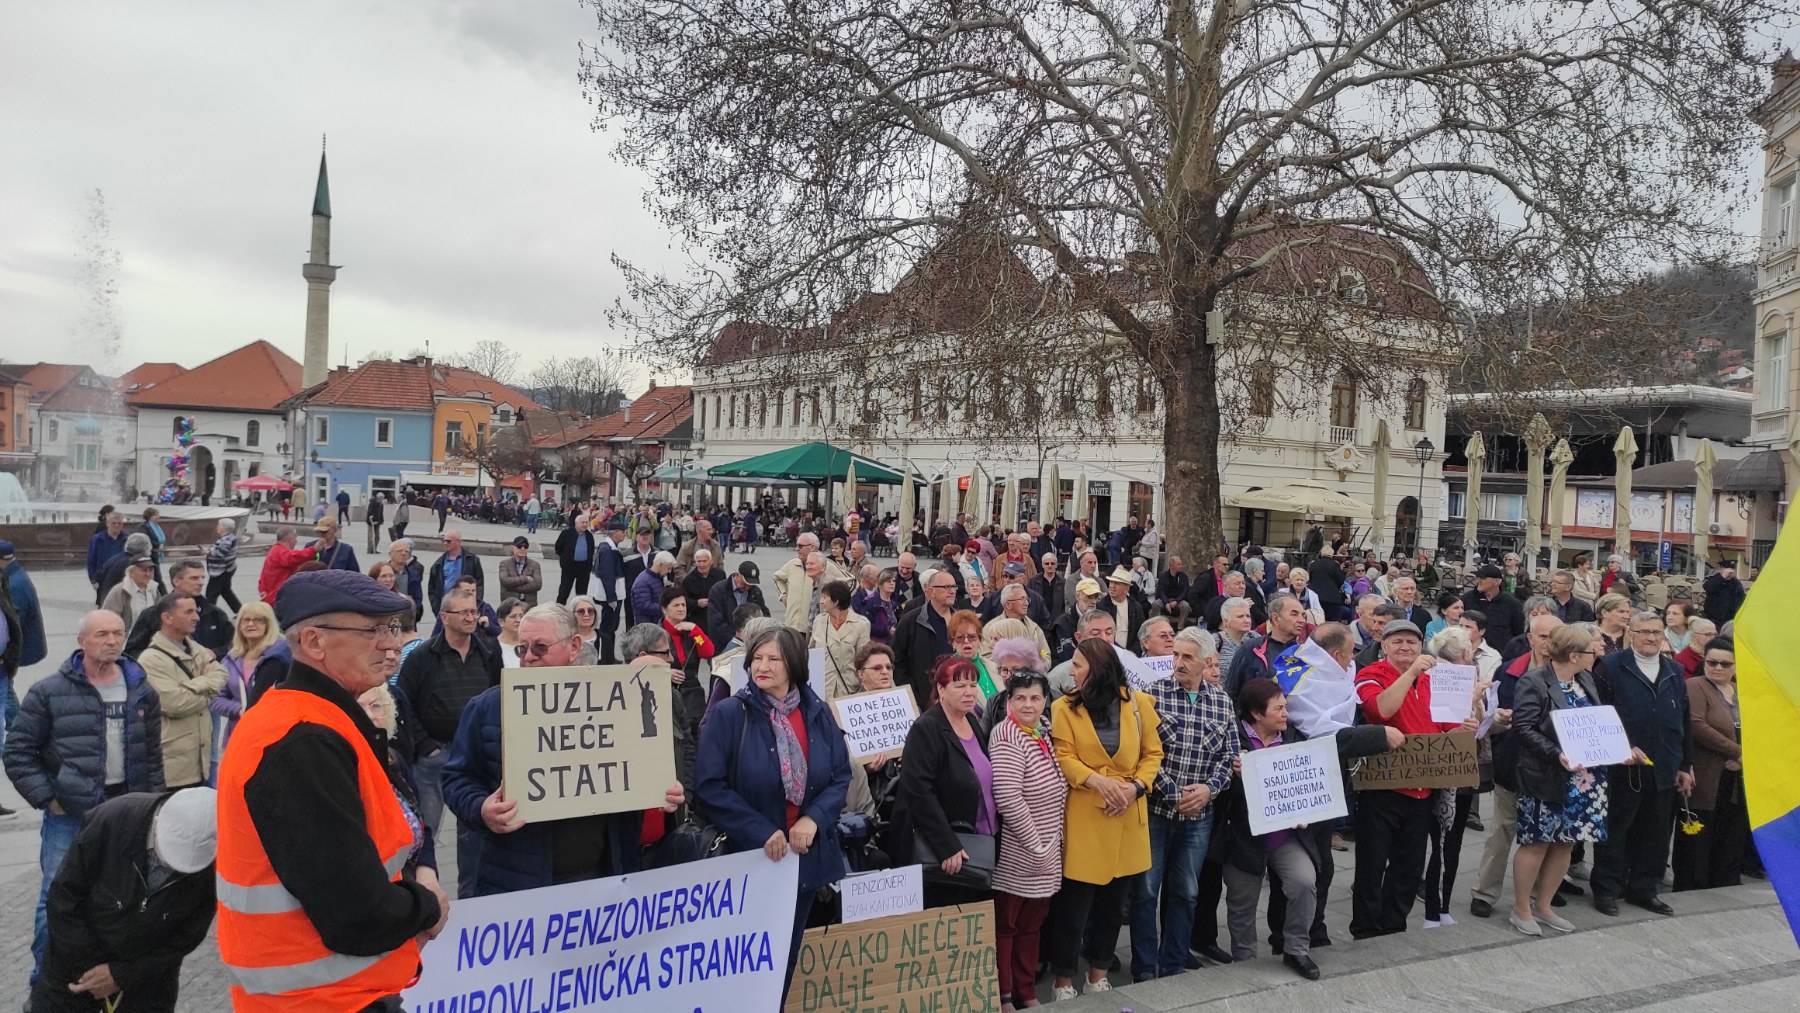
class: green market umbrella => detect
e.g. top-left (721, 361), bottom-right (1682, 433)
top-left (707, 441), bottom-right (904, 485)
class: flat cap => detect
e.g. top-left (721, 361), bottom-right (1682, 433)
top-left (511, 535), bottom-right (531, 548)
top-left (1381, 619), bottom-right (1424, 641)
top-left (1476, 564), bottom-right (1504, 580)
top-left (1002, 561), bottom-right (1026, 577)
top-left (275, 569), bottom-right (414, 628)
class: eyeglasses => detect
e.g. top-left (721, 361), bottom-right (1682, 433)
top-left (951, 634), bottom-right (980, 644)
top-left (316, 621), bottom-right (405, 639)
top-left (574, 608), bottom-right (596, 616)
top-left (515, 641), bottom-right (558, 659)
top-left (441, 609), bottom-right (481, 619)
top-left (1703, 658), bottom-right (1734, 669)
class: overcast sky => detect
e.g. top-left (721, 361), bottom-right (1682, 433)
top-left (0, 1), bottom-right (675, 390)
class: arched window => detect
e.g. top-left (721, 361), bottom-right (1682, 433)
top-left (1405, 377), bottom-right (1426, 430)
top-left (1249, 362), bottom-right (1275, 417)
top-left (1329, 369), bottom-right (1357, 430)
top-left (244, 419), bottom-right (260, 447)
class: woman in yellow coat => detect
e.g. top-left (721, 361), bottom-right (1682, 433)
top-left (1048, 638), bottom-right (1163, 1000)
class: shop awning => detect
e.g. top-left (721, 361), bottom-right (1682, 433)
top-left (706, 442), bottom-right (905, 485)
top-left (1224, 479), bottom-right (1374, 519)
top-left (399, 470), bottom-right (483, 489)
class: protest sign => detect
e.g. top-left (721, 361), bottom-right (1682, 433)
top-left (403, 848), bottom-right (798, 1012)
top-left (1352, 729), bottom-right (1480, 790)
top-left (831, 688), bottom-right (919, 763)
top-left (501, 664), bottom-right (677, 822)
top-left (1117, 647), bottom-right (1175, 692)
top-left (785, 902), bottom-right (1000, 1013)
top-left (1553, 704), bottom-right (1634, 767)
top-left (1428, 663), bottom-right (1480, 724)
top-left (1241, 736), bottom-right (1347, 836)
top-left (727, 647), bottom-right (831, 701)
top-left (839, 865), bottom-right (924, 925)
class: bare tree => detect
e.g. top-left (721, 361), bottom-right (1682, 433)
top-left (451, 423), bottom-right (545, 489)
top-left (527, 353), bottom-right (632, 417)
top-left (578, 0), bottom-right (1770, 560)
top-left (446, 339), bottom-right (522, 384)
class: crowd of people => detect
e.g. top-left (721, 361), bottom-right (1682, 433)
top-left (0, 496), bottom-right (1766, 1011)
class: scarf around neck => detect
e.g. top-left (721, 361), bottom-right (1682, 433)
top-left (768, 688), bottom-right (809, 806)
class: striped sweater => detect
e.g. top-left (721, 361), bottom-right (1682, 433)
top-left (988, 717), bottom-right (1067, 898)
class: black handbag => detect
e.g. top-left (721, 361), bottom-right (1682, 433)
top-left (914, 824), bottom-right (995, 888)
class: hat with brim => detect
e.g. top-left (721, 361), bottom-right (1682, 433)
top-left (1381, 620), bottom-right (1424, 642)
top-left (1077, 577), bottom-right (1104, 597)
top-left (314, 518), bottom-right (338, 532)
top-left (1105, 566), bottom-right (1135, 585)
top-left (152, 787), bottom-right (218, 874)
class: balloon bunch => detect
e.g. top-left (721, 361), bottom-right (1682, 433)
top-left (157, 416), bottom-right (197, 503)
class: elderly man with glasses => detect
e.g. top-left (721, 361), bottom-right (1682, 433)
top-left (394, 585), bottom-right (502, 898)
top-left (212, 571), bottom-right (447, 1012)
top-left (440, 606), bottom-right (684, 899)
top-left (893, 566), bottom-right (961, 707)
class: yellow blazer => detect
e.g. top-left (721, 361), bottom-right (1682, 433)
top-left (1050, 689), bottom-right (1163, 884)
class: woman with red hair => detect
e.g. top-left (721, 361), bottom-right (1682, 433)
top-left (897, 656), bottom-right (998, 907)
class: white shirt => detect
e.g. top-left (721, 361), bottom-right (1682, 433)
top-left (1633, 652), bottom-right (1661, 683)
top-left (1110, 595), bottom-right (1130, 647)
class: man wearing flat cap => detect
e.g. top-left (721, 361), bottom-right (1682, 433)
top-left (1460, 564), bottom-right (1526, 652)
top-left (214, 570), bottom-right (447, 1011)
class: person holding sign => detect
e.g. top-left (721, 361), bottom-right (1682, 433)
top-left (1509, 625), bottom-right (1648, 936)
top-left (989, 668), bottom-right (1064, 1011)
top-left (1047, 640), bottom-right (1163, 1000)
top-left (1350, 620), bottom-right (1480, 940)
top-left (897, 656), bottom-right (999, 906)
top-left (1420, 626), bottom-right (1491, 928)
top-left (1216, 679), bottom-right (1400, 979)
top-left (695, 626), bottom-right (851, 998)
top-left (438, 604), bottom-right (685, 898)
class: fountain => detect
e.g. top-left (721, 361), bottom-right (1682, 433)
top-left (0, 472), bottom-right (255, 567)
top-left (0, 473), bottom-right (28, 524)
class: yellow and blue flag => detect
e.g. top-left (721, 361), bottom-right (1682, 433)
top-left (1738, 527), bottom-right (1800, 943)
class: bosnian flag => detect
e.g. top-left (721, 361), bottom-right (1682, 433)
top-left (1273, 637), bottom-right (1358, 738)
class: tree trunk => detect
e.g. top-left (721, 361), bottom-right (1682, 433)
top-left (1162, 290), bottom-right (1224, 563)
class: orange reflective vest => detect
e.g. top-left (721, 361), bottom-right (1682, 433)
top-left (215, 686), bottom-right (421, 1011)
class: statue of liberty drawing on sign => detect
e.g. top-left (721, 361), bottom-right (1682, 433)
top-left (630, 670), bottom-right (659, 739)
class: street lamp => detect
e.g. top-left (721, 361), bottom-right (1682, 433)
top-left (1413, 436), bottom-right (1434, 556)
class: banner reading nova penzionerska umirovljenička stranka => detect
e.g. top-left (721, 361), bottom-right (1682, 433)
top-left (403, 849), bottom-right (798, 1012)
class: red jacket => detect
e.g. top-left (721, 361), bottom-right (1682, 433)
top-left (258, 542), bottom-right (319, 601)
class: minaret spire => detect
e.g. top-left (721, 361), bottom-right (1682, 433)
top-left (301, 141), bottom-right (339, 388)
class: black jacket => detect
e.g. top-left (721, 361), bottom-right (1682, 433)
top-left (705, 576), bottom-right (767, 647)
top-left (681, 565), bottom-right (719, 619)
top-left (126, 600), bottom-right (230, 660)
top-left (1213, 724), bottom-right (1391, 877)
top-left (1511, 667), bottom-right (1607, 803)
top-left (34, 791), bottom-right (215, 1013)
top-left (1461, 588), bottom-right (1526, 652)
top-left (1099, 594), bottom-right (1148, 654)
top-left (243, 664), bottom-right (441, 958)
top-left (1595, 651), bottom-right (1691, 789)
top-left (894, 570), bottom-right (925, 611)
top-left (1551, 596), bottom-right (1596, 624)
top-left (1029, 574), bottom-right (1067, 626)
top-left (896, 705), bottom-right (990, 863)
top-left (1307, 557), bottom-right (1348, 609)
top-left (427, 552), bottom-right (486, 614)
top-left (394, 630), bottom-right (503, 752)
top-left (4, 651), bottom-right (164, 815)
top-left (554, 527), bottom-right (596, 566)
top-left (892, 603), bottom-right (952, 708)
top-left (1702, 573), bottom-right (1746, 624)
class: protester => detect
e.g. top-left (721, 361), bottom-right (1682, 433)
top-left (1130, 627), bottom-right (1236, 981)
top-left (494, 598), bottom-right (528, 669)
top-left (894, 566), bottom-right (960, 706)
top-left (215, 602), bottom-right (281, 761)
top-left (568, 596), bottom-right (603, 665)
top-left (6, 610), bottom-right (164, 985)
top-left (1593, 593), bottom-right (1633, 654)
top-left (30, 788), bottom-right (217, 1013)
top-left (987, 665), bottom-right (1062, 1010)
top-left (853, 566), bottom-right (901, 644)
top-left (1662, 601), bottom-right (1697, 655)
top-left (1599, 554), bottom-right (1642, 605)
top-left (138, 594), bottom-right (227, 790)
top-left (1421, 625), bottom-right (1489, 928)
top-left (1425, 589), bottom-right (1463, 641)
top-left (1048, 639), bottom-right (1163, 1000)
top-left (1463, 565), bottom-right (1526, 651)
top-left (1589, 609), bottom-right (1693, 917)
top-left (441, 603), bottom-right (683, 896)
top-left (632, 550), bottom-right (676, 627)
top-left (897, 656), bottom-right (998, 907)
top-left (705, 560), bottom-right (765, 646)
top-left (1223, 592), bottom-right (1306, 698)
top-left (1099, 567), bottom-right (1147, 652)
top-left (308, 516), bottom-right (361, 572)
top-left (681, 546), bottom-right (718, 619)
top-left (695, 626), bottom-right (850, 1000)
top-left (659, 587), bottom-right (715, 788)
top-left (498, 535), bottom-right (543, 608)
top-left (802, 579), bottom-right (866, 700)
top-left (203, 518), bottom-right (242, 613)
top-left (1674, 617), bottom-right (1718, 679)
top-left (216, 570), bottom-right (447, 1009)
top-left (1674, 637), bottom-right (1749, 890)
top-left (554, 513), bottom-right (597, 605)
top-left (1546, 570), bottom-right (1596, 623)
top-left (1351, 620), bottom-right (1478, 939)
top-left (386, 539), bottom-right (425, 621)
top-left (394, 584), bottom-right (503, 898)
top-left (1702, 563), bottom-right (1746, 625)
top-left (93, 533), bottom-right (152, 609)
top-left (426, 530), bottom-right (485, 617)
top-left (102, 555), bottom-right (159, 629)
top-left (1510, 625), bottom-right (1649, 935)
top-left (1216, 678), bottom-right (1399, 979)
top-left (365, 492), bottom-right (386, 554)
top-left (85, 511), bottom-right (128, 597)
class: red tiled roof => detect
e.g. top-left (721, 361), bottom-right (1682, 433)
top-left (292, 358), bottom-right (543, 414)
top-left (126, 342), bottom-right (301, 412)
top-left (13, 363), bottom-right (125, 414)
top-left (550, 386), bottom-right (692, 446)
top-left (117, 362), bottom-right (184, 392)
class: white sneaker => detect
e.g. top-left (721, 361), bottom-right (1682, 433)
top-left (1088, 978), bottom-right (1113, 992)
top-left (1422, 918), bottom-right (1442, 929)
top-left (1437, 913), bottom-right (1456, 926)
top-left (1053, 985), bottom-right (1079, 1001)
top-left (1568, 862), bottom-right (1590, 881)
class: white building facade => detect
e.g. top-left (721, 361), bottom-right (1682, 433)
top-left (131, 407), bottom-right (291, 503)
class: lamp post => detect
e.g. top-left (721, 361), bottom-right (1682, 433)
top-left (1413, 436), bottom-right (1434, 557)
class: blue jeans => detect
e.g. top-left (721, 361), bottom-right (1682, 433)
top-left (1, 674), bottom-right (18, 730)
top-left (32, 811), bottom-right (82, 983)
top-left (1130, 811), bottom-right (1213, 979)
top-left (526, 514), bottom-right (539, 533)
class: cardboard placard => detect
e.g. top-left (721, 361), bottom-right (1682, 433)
top-left (403, 849), bottom-right (797, 1011)
top-left (1119, 649), bottom-right (1175, 692)
top-left (500, 663), bottom-right (677, 822)
top-left (785, 902), bottom-right (999, 1012)
top-left (1241, 736), bottom-right (1349, 836)
top-left (1352, 729), bottom-right (1480, 790)
top-left (839, 865), bottom-right (924, 925)
top-left (1427, 663), bottom-right (1480, 724)
top-left (1553, 704), bottom-right (1634, 767)
top-left (830, 688), bottom-right (920, 763)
